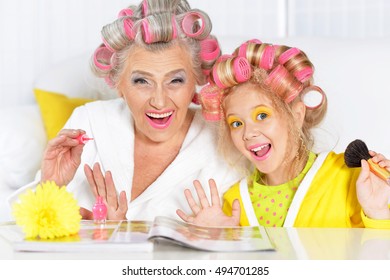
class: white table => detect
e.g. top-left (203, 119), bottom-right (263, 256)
top-left (1, 225), bottom-right (389, 260)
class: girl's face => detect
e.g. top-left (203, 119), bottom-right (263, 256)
top-left (223, 83), bottom-right (305, 185)
top-left (118, 43), bottom-right (197, 143)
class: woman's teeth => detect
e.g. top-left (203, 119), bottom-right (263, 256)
top-left (146, 111), bottom-right (173, 119)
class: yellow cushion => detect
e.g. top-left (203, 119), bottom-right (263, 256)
top-left (34, 89), bottom-right (93, 139)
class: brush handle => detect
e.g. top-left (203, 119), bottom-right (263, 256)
top-left (367, 159), bottom-right (390, 184)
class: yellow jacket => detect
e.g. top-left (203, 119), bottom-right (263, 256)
top-left (223, 152), bottom-right (390, 228)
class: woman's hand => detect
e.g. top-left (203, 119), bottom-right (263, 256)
top-left (356, 151), bottom-right (390, 220)
top-left (41, 129), bottom-right (86, 186)
top-left (176, 179), bottom-right (240, 227)
top-left (83, 163), bottom-right (128, 220)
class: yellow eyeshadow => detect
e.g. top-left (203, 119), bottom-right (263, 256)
top-left (226, 116), bottom-right (242, 128)
top-left (251, 106), bottom-right (273, 121)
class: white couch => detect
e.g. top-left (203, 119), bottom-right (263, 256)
top-left (1, 36), bottom-right (389, 222)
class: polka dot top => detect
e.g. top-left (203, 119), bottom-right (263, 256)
top-left (249, 152), bottom-right (316, 227)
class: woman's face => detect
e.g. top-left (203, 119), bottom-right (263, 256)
top-left (118, 43), bottom-right (197, 143)
top-left (224, 83), bottom-right (302, 184)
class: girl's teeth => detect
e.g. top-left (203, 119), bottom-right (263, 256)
top-left (252, 144), bottom-right (268, 152)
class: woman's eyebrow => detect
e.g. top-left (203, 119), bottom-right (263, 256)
top-left (131, 70), bottom-right (152, 77)
top-left (165, 69), bottom-right (186, 77)
top-left (131, 69), bottom-right (186, 78)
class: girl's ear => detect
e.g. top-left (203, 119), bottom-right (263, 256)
top-left (292, 100), bottom-right (306, 129)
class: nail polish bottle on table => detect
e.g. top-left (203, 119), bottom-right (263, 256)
top-left (93, 196), bottom-right (107, 224)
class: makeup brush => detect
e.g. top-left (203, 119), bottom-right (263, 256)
top-left (344, 139), bottom-right (390, 184)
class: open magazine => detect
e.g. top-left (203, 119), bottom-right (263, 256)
top-left (0, 216), bottom-right (274, 252)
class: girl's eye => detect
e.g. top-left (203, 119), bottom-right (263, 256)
top-left (230, 120), bottom-right (243, 128)
top-left (256, 112), bottom-right (268, 120)
top-left (252, 106), bottom-right (272, 122)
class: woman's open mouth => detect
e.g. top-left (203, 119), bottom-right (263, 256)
top-left (145, 110), bottom-right (174, 129)
top-left (249, 143), bottom-right (271, 161)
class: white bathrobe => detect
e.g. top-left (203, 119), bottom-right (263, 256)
top-left (9, 99), bottom-right (241, 221)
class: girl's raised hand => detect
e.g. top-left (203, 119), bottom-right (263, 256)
top-left (356, 151), bottom-right (390, 220)
top-left (176, 179), bottom-right (240, 227)
top-left (41, 129), bottom-right (86, 186)
top-left (83, 163), bottom-right (128, 220)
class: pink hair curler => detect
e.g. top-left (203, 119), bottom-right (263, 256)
top-left (237, 39), bottom-right (263, 58)
top-left (181, 11), bottom-right (206, 38)
top-left (212, 65), bottom-right (226, 89)
top-left (259, 45), bottom-right (275, 70)
top-left (294, 66), bottom-right (313, 82)
top-left (142, 0), bottom-right (148, 16)
top-left (265, 65), bottom-right (285, 85)
top-left (285, 85), bottom-right (303, 103)
top-left (266, 65), bottom-right (302, 103)
top-left (123, 17), bottom-right (135, 40)
top-left (216, 54), bottom-right (233, 62)
top-left (101, 36), bottom-right (115, 53)
top-left (238, 42), bottom-right (248, 58)
top-left (202, 69), bottom-right (211, 76)
top-left (171, 15), bottom-right (178, 40)
top-left (248, 38), bottom-right (262, 44)
top-left (104, 76), bottom-right (114, 88)
top-left (278, 47), bottom-right (301, 65)
top-left (118, 8), bottom-right (134, 18)
top-left (301, 85), bottom-right (325, 109)
top-left (199, 84), bottom-right (223, 121)
top-left (216, 54), bottom-right (233, 63)
top-left (141, 15), bottom-right (177, 44)
top-left (141, 19), bottom-right (153, 44)
top-left (93, 47), bottom-right (113, 71)
top-left (212, 56), bottom-right (252, 88)
top-left (200, 38), bottom-right (220, 61)
top-left (233, 57), bottom-right (252, 83)
top-left (191, 93), bottom-right (201, 105)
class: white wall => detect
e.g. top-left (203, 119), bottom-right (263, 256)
top-left (288, 0), bottom-right (390, 37)
top-left (1, 0), bottom-right (390, 108)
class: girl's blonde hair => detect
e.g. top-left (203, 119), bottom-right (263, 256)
top-left (200, 39), bottom-right (328, 181)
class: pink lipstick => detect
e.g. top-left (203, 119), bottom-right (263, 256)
top-left (248, 143), bottom-right (271, 161)
top-left (145, 110), bottom-right (174, 129)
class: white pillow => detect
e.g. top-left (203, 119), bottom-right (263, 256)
top-left (0, 104), bottom-right (46, 189)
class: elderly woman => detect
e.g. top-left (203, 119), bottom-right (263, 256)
top-left (10, 0), bottom-right (241, 221)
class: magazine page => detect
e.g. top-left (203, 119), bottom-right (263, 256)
top-left (1, 220), bottom-right (153, 252)
top-left (148, 216), bottom-right (274, 252)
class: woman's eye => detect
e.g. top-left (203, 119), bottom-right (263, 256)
top-left (256, 112), bottom-right (268, 120)
top-left (171, 77), bottom-right (185, 84)
top-left (230, 121), bottom-right (242, 128)
top-left (133, 78), bottom-right (148, 85)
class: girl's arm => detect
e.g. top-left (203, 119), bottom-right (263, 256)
top-left (356, 151), bottom-right (390, 220)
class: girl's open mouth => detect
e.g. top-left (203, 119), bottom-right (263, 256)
top-left (249, 143), bottom-right (271, 161)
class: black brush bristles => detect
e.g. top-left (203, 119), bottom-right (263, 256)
top-left (344, 139), bottom-right (371, 168)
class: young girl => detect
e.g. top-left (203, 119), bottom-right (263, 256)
top-left (176, 39), bottom-right (390, 228)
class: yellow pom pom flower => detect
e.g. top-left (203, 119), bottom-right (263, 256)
top-left (12, 181), bottom-right (81, 239)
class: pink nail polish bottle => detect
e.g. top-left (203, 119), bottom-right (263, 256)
top-left (77, 134), bottom-right (94, 144)
top-left (93, 196), bottom-right (107, 224)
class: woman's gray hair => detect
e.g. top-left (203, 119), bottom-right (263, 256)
top-left (91, 0), bottom-right (220, 88)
